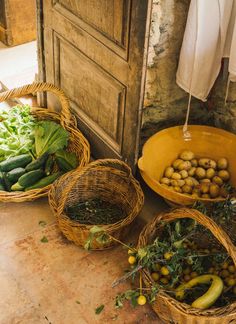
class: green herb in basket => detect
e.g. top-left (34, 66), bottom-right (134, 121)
top-left (65, 198), bottom-right (125, 225)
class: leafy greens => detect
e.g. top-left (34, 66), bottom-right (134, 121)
top-left (34, 120), bottom-right (69, 157)
top-left (0, 105), bottom-right (36, 161)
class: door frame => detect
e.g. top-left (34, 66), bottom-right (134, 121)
top-left (36, 0), bottom-right (153, 170)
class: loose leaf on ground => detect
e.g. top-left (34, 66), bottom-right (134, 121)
top-left (95, 304), bottom-right (104, 314)
top-left (40, 236), bottom-right (48, 243)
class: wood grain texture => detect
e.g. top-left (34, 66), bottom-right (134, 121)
top-left (40, 0), bottom-right (150, 169)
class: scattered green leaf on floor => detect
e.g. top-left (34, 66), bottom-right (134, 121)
top-left (39, 220), bottom-right (47, 227)
top-left (40, 236), bottom-right (48, 243)
top-left (95, 304), bottom-right (104, 314)
top-left (76, 300), bottom-right (81, 304)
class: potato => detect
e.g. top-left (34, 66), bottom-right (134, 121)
top-left (191, 159), bottom-right (198, 167)
top-left (172, 172), bottom-right (182, 180)
top-left (200, 179), bottom-right (211, 183)
top-left (182, 184), bottom-right (192, 194)
top-left (178, 161), bottom-right (192, 171)
top-left (172, 159), bottom-right (183, 169)
top-left (185, 177), bottom-right (194, 187)
top-left (218, 170), bottom-right (230, 181)
top-left (161, 184), bottom-right (169, 189)
top-left (174, 186), bottom-right (182, 193)
top-left (206, 168), bottom-right (216, 179)
top-left (188, 167), bottom-right (196, 177)
top-left (192, 193), bottom-right (200, 198)
top-left (180, 170), bottom-right (188, 179)
top-left (198, 158), bottom-right (217, 169)
top-left (160, 177), bottom-right (170, 185)
top-left (195, 167), bottom-right (206, 179)
top-left (168, 186), bottom-right (175, 191)
top-left (190, 177), bottom-right (200, 186)
top-left (164, 166), bottom-right (174, 178)
top-left (177, 180), bottom-right (186, 187)
top-left (192, 188), bottom-right (201, 196)
top-left (209, 184), bottom-right (220, 198)
top-left (212, 176), bottom-right (223, 186)
top-left (217, 158), bottom-right (228, 170)
top-left (199, 183), bottom-right (210, 194)
top-left (201, 194), bottom-right (210, 199)
top-left (179, 150), bottom-right (195, 161)
top-left (171, 180), bottom-right (179, 187)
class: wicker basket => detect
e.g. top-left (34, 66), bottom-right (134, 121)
top-left (48, 159), bottom-right (144, 250)
top-left (138, 208), bottom-right (236, 324)
top-left (0, 82), bottom-right (90, 202)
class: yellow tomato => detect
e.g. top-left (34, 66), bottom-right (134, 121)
top-left (151, 272), bottom-right (160, 281)
top-left (137, 295), bottom-right (147, 306)
top-left (164, 252), bottom-right (173, 260)
top-left (128, 256), bottom-right (136, 265)
top-left (160, 266), bottom-right (170, 276)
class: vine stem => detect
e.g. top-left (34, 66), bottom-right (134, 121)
top-left (139, 272), bottom-right (143, 295)
top-left (107, 233), bottom-right (137, 252)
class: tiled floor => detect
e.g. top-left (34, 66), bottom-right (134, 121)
top-left (0, 193), bottom-right (165, 324)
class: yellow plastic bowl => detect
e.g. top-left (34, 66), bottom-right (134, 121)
top-left (138, 125), bottom-right (236, 205)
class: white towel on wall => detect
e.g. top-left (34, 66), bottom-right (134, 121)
top-left (176, 0), bottom-right (236, 101)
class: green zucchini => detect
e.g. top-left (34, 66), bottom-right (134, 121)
top-left (45, 155), bottom-right (55, 175)
top-left (25, 152), bottom-right (49, 172)
top-left (0, 154), bottom-right (32, 172)
top-left (0, 178), bottom-right (5, 191)
top-left (3, 172), bottom-right (12, 191)
top-left (6, 167), bottom-right (26, 183)
top-left (18, 169), bottom-right (45, 187)
top-left (25, 172), bottom-right (63, 191)
top-left (56, 156), bottom-right (74, 172)
top-left (11, 182), bottom-right (24, 191)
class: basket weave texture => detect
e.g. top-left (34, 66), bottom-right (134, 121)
top-left (49, 159), bottom-right (144, 250)
top-left (0, 82), bottom-right (90, 202)
top-left (138, 208), bottom-right (236, 324)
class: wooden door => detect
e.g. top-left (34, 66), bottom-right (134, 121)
top-left (40, 0), bottom-right (151, 168)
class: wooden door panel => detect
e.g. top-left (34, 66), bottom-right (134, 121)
top-left (54, 34), bottom-right (125, 153)
top-left (52, 0), bottom-right (130, 59)
top-left (56, 0), bottom-right (129, 47)
top-left (42, 0), bottom-right (150, 167)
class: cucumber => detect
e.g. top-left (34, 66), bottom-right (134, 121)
top-left (11, 182), bottom-right (24, 191)
top-left (25, 172), bottom-right (63, 191)
top-left (0, 178), bottom-right (5, 191)
top-left (3, 173), bottom-right (12, 191)
top-left (45, 155), bottom-right (54, 175)
top-left (0, 154), bottom-right (32, 172)
top-left (56, 156), bottom-right (74, 172)
top-left (18, 169), bottom-right (45, 187)
top-left (25, 152), bottom-right (49, 172)
top-left (6, 167), bottom-right (26, 183)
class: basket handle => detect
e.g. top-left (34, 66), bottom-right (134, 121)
top-left (0, 82), bottom-right (71, 127)
top-left (56, 159), bottom-right (133, 215)
top-left (140, 208), bottom-right (236, 266)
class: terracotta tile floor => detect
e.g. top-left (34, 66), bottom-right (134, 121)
top-left (0, 188), bottom-right (167, 324)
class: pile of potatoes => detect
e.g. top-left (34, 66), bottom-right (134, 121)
top-left (160, 150), bottom-right (231, 199)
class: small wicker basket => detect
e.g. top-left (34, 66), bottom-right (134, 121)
top-left (49, 159), bottom-right (144, 250)
top-left (0, 83), bottom-right (90, 202)
top-left (138, 208), bottom-right (236, 324)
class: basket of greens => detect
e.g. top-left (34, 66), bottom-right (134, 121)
top-left (0, 82), bottom-right (90, 202)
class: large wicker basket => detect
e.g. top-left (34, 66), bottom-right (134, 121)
top-left (0, 82), bottom-right (90, 202)
top-left (138, 208), bottom-right (236, 324)
top-left (48, 159), bottom-right (144, 250)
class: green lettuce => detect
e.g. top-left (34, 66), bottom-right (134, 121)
top-left (34, 121), bottom-right (69, 157)
top-left (0, 105), bottom-right (36, 161)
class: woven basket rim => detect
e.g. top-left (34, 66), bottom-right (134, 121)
top-left (137, 207), bottom-right (236, 318)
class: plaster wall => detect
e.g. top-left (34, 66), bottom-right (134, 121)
top-left (142, 0), bottom-right (236, 143)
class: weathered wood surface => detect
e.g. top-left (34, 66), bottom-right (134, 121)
top-left (38, 0), bottom-right (151, 169)
top-left (0, 0), bottom-right (36, 46)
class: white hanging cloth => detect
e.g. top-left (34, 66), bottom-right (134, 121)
top-left (176, 0), bottom-right (236, 102)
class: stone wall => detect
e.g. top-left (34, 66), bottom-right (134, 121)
top-left (141, 0), bottom-right (236, 144)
